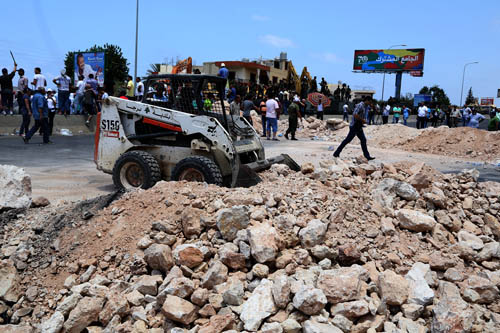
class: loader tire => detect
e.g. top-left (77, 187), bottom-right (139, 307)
top-left (172, 156), bottom-right (223, 186)
top-left (112, 150), bottom-right (161, 190)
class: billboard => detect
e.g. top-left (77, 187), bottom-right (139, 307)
top-left (74, 52), bottom-right (105, 86)
top-left (353, 49), bottom-right (425, 72)
top-left (414, 94), bottom-right (432, 107)
top-left (480, 98), bottom-right (494, 106)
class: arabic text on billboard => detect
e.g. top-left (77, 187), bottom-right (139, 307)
top-left (480, 98), bottom-right (494, 106)
top-left (353, 49), bottom-right (425, 72)
top-left (74, 52), bottom-right (105, 86)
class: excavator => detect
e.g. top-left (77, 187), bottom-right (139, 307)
top-left (287, 61), bottom-right (300, 93)
top-left (172, 57), bottom-right (193, 74)
top-left (94, 74), bottom-right (299, 190)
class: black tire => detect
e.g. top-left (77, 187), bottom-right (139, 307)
top-left (172, 156), bottom-right (223, 186)
top-left (112, 150), bottom-right (161, 190)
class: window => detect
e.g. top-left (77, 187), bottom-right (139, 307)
top-left (274, 60), bottom-right (280, 69)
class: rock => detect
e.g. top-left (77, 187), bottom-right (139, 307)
top-left (317, 265), bottom-right (368, 304)
top-left (163, 277), bottom-right (195, 299)
top-left (261, 322), bottom-right (283, 333)
top-left (134, 275), bottom-right (161, 295)
top-left (219, 248), bottom-right (246, 270)
top-left (292, 286), bottom-right (327, 315)
top-left (337, 243), bottom-right (361, 265)
top-left (247, 223), bottom-right (279, 263)
top-left (200, 313), bottom-right (236, 333)
top-left (405, 262), bottom-right (434, 305)
top-left (190, 288), bottom-right (209, 306)
top-left (431, 281), bottom-right (473, 333)
top-left (143, 244), bottom-right (174, 272)
top-left (240, 279), bottom-right (277, 331)
top-left (272, 274), bottom-right (291, 309)
top-left (173, 244), bottom-right (204, 268)
top-left (398, 317), bottom-right (427, 333)
top-left (301, 163), bottom-right (315, 174)
top-left (332, 314), bottom-right (353, 333)
top-left (41, 311), bottom-right (64, 333)
top-left (460, 275), bottom-right (499, 304)
top-left (79, 265), bottom-right (96, 283)
top-left (223, 279), bottom-right (245, 306)
top-left (378, 270), bottom-right (409, 305)
top-left (380, 217), bottom-right (396, 236)
top-left (401, 303), bottom-right (424, 320)
top-left (331, 300), bottom-right (369, 319)
top-left (31, 196), bottom-right (50, 208)
top-left (0, 165), bottom-right (32, 210)
top-left (302, 320), bottom-right (343, 333)
top-left (281, 318), bottom-right (302, 333)
top-left (56, 293), bottom-right (82, 316)
top-left (201, 261), bottom-right (228, 289)
top-left (0, 326), bottom-right (33, 333)
top-left (252, 263), bottom-right (269, 278)
top-left (161, 295), bottom-right (199, 325)
top-left (457, 230), bottom-right (484, 250)
top-left (299, 219), bottom-right (328, 248)
top-left (484, 213), bottom-right (500, 238)
top-left (125, 289), bottom-right (144, 306)
top-left (394, 181), bottom-right (420, 201)
top-left (0, 260), bottom-right (21, 302)
top-left (181, 208), bottom-right (202, 238)
top-left (63, 296), bottom-right (105, 333)
top-left (444, 268), bottom-right (464, 282)
top-left (99, 292), bottom-right (130, 326)
top-left (216, 205), bottom-right (250, 241)
top-left (396, 209), bottom-right (436, 232)
top-left (434, 210), bottom-right (461, 231)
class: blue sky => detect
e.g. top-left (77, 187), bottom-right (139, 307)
top-left (2, 0), bottom-right (499, 105)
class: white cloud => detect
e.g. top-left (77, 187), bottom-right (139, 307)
top-left (310, 52), bottom-right (344, 64)
top-left (259, 34), bottom-right (295, 48)
top-left (251, 14), bottom-right (270, 21)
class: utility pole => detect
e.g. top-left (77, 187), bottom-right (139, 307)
top-left (460, 62), bottom-right (478, 106)
top-left (134, 0), bottom-right (139, 84)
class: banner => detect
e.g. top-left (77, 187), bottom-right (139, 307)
top-left (354, 49), bottom-right (425, 72)
top-left (414, 94), bottom-right (432, 107)
top-left (74, 52), bottom-right (105, 86)
top-left (480, 98), bottom-right (494, 106)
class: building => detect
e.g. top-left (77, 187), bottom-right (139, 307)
top-left (199, 53), bottom-right (293, 85)
top-left (328, 83), bottom-right (376, 103)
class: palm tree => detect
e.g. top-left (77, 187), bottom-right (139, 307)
top-left (147, 63), bottom-right (162, 75)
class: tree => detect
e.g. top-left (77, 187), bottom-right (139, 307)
top-left (465, 87), bottom-right (475, 105)
top-left (418, 85), bottom-right (450, 106)
top-left (147, 63), bottom-right (163, 76)
top-left (64, 44), bottom-right (129, 94)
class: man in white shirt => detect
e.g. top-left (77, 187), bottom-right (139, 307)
top-left (75, 75), bottom-right (85, 114)
top-left (135, 77), bottom-right (144, 101)
top-left (265, 93), bottom-right (280, 141)
top-left (32, 67), bottom-right (47, 90)
top-left (53, 69), bottom-right (71, 116)
top-left (317, 100), bottom-right (324, 120)
top-left (417, 103), bottom-right (428, 129)
top-left (343, 103), bottom-right (349, 121)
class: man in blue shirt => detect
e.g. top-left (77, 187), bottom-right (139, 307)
top-left (24, 87), bottom-right (51, 144)
top-left (333, 96), bottom-right (375, 160)
top-left (467, 109), bottom-right (485, 128)
top-left (403, 106), bottom-right (410, 125)
top-left (218, 63), bottom-right (229, 79)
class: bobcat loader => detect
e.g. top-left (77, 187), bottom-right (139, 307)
top-left (94, 74), bottom-right (299, 190)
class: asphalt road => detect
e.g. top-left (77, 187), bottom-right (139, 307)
top-left (0, 132), bottom-right (498, 203)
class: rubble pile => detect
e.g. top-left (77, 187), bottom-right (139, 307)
top-left (1, 159), bottom-right (500, 332)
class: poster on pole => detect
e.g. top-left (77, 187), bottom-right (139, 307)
top-left (413, 94), bottom-right (432, 107)
top-left (74, 52), bottom-right (105, 86)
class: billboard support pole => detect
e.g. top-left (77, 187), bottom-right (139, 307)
top-left (460, 61), bottom-right (478, 106)
top-left (381, 73), bottom-right (386, 101)
top-left (395, 72), bottom-right (402, 100)
top-left (134, 0), bottom-right (139, 85)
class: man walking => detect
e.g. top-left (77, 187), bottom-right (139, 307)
top-left (53, 69), bottom-right (71, 116)
top-left (241, 94), bottom-right (256, 125)
top-left (24, 87), bottom-right (50, 144)
top-left (285, 96), bottom-right (302, 140)
top-left (83, 84), bottom-right (97, 126)
top-left (0, 63), bottom-right (17, 115)
top-left (18, 88), bottom-right (31, 136)
top-left (333, 96), bottom-right (375, 160)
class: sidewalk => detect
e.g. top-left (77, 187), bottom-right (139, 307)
top-left (0, 114), bottom-right (96, 136)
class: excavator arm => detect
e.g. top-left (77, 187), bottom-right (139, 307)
top-left (172, 57), bottom-right (193, 74)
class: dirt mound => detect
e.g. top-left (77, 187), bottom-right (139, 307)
top-left (395, 126), bottom-right (500, 160)
top-left (2, 158), bottom-right (500, 332)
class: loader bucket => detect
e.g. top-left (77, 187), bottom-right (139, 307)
top-left (235, 154), bottom-right (301, 187)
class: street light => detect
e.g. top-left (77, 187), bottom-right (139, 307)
top-left (460, 61), bottom-right (479, 106)
top-left (134, 0), bottom-right (139, 84)
top-left (381, 44), bottom-right (407, 101)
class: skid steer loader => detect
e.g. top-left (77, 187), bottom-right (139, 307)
top-left (94, 74), bottom-right (299, 190)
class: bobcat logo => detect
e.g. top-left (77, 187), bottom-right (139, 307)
top-left (207, 125), bottom-right (217, 135)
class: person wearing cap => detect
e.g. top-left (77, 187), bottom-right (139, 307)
top-left (46, 89), bottom-right (57, 136)
top-left (218, 63), bottom-right (229, 79)
top-left (24, 87), bottom-right (51, 144)
top-left (53, 69), bottom-right (71, 116)
top-left (285, 96), bottom-right (303, 140)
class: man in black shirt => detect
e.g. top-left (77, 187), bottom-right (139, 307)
top-left (0, 64), bottom-right (17, 115)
